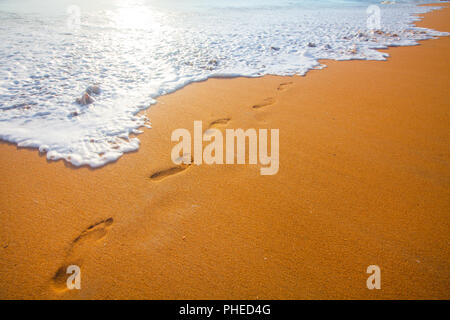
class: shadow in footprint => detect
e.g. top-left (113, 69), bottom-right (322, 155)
top-left (73, 218), bottom-right (114, 246)
top-left (150, 163), bottom-right (191, 181)
top-left (277, 82), bottom-right (293, 92)
top-left (208, 118), bottom-right (230, 129)
top-left (252, 97), bottom-right (275, 109)
top-left (52, 264), bottom-right (76, 292)
top-left (51, 217), bottom-right (114, 292)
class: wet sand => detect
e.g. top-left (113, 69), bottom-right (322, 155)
top-left (0, 3), bottom-right (449, 299)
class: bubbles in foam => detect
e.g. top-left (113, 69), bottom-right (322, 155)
top-left (0, 0), bottom-right (447, 167)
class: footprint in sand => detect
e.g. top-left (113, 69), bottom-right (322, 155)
top-left (252, 97), bottom-right (276, 109)
top-left (149, 164), bottom-right (191, 181)
top-left (149, 154), bottom-right (194, 182)
top-left (72, 218), bottom-right (114, 245)
top-left (208, 118), bottom-right (230, 129)
top-left (52, 263), bottom-right (84, 292)
top-left (204, 118), bottom-right (231, 137)
top-left (51, 218), bottom-right (114, 292)
top-left (277, 81), bottom-right (293, 92)
top-left (149, 118), bottom-right (227, 182)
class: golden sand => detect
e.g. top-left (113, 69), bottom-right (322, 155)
top-left (0, 3), bottom-right (449, 299)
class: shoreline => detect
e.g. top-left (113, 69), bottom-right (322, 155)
top-left (0, 4), bottom-right (446, 170)
top-left (0, 3), bottom-right (449, 299)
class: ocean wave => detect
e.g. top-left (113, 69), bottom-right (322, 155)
top-left (0, 0), bottom-right (447, 167)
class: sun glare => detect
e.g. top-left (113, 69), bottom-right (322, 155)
top-left (112, 0), bottom-right (159, 31)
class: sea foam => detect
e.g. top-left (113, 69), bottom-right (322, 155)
top-left (0, 0), bottom-right (447, 167)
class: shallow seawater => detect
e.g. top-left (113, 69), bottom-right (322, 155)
top-left (0, 0), bottom-right (447, 167)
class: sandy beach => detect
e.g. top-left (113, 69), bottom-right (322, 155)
top-left (0, 3), bottom-right (449, 299)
